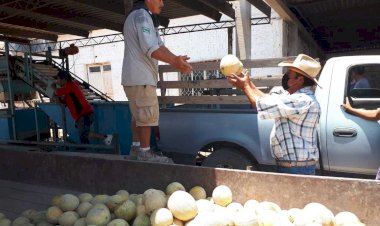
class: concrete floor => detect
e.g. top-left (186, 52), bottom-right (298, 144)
top-left (0, 179), bottom-right (81, 221)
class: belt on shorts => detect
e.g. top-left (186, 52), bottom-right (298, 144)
top-left (276, 160), bottom-right (316, 167)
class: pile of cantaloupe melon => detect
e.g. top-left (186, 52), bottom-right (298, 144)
top-left (0, 182), bottom-right (366, 226)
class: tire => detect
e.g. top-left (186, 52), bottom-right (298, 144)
top-left (201, 147), bottom-right (255, 170)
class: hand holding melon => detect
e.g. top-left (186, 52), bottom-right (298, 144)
top-left (220, 55), bottom-right (244, 77)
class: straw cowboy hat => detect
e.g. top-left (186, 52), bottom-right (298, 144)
top-left (278, 54), bottom-right (322, 88)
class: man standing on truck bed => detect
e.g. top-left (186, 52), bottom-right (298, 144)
top-left (227, 54), bottom-right (322, 175)
top-left (122, 0), bottom-right (192, 163)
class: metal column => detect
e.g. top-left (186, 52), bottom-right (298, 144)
top-left (4, 41), bottom-right (16, 139)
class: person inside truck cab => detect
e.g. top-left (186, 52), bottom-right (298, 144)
top-left (349, 66), bottom-right (370, 90)
top-left (227, 54), bottom-right (322, 175)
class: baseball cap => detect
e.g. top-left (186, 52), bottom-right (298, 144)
top-left (57, 70), bottom-right (72, 81)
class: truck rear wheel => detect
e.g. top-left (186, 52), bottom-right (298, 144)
top-left (201, 147), bottom-right (255, 170)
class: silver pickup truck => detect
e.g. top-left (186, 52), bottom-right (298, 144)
top-left (157, 55), bottom-right (380, 178)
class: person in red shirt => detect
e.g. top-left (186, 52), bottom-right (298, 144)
top-left (52, 70), bottom-right (113, 145)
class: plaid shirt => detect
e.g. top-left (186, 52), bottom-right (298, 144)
top-left (256, 87), bottom-right (320, 161)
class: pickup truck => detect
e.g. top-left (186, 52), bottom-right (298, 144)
top-left (156, 55), bottom-right (380, 178)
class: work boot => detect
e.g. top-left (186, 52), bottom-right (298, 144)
top-left (129, 145), bottom-right (140, 160)
top-left (137, 149), bottom-right (174, 164)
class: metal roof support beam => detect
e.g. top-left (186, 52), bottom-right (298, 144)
top-left (265, 0), bottom-right (324, 57)
top-left (0, 0), bottom-right (53, 21)
top-left (0, 6), bottom-right (90, 37)
top-left (172, 0), bottom-right (222, 22)
top-left (34, 1), bottom-right (123, 32)
top-left (235, 0), bottom-right (251, 60)
top-left (0, 17), bottom-right (88, 37)
top-left (73, 0), bottom-right (125, 15)
top-left (198, 0), bottom-right (235, 19)
top-left (0, 27), bottom-right (57, 41)
top-left (245, 0), bottom-right (271, 18)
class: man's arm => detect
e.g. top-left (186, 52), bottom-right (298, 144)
top-left (51, 83), bottom-right (67, 104)
top-left (227, 70), bottom-right (266, 108)
top-left (151, 46), bottom-right (192, 74)
top-left (342, 97), bottom-right (380, 121)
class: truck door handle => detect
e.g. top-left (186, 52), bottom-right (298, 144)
top-left (333, 128), bottom-right (357, 137)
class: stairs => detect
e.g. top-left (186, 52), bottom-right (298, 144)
top-left (12, 58), bottom-right (111, 102)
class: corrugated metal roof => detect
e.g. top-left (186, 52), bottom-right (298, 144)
top-left (0, 0), bottom-right (379, 53)
top-left (0, 0), bottom-right (237, 42)
top-left (284, 0), bottom-right (380, 52)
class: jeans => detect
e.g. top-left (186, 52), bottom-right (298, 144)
top-left (277, 165), bottom-right (316, 175)
top-left (75, 113), bottom-right (94, 144)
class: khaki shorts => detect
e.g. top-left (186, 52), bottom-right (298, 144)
top-left (124, 85), bottom-right (159, 126)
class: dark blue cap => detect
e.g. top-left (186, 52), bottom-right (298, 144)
top-left (57, 70), bottom-right (72, 81)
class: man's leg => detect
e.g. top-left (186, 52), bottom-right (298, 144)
top-left (131, 119), bottom-right (140, 143)
top-left (131, 85), bottom-right (171, 163)
top-left (139, 126), bottom-right (151, 148)
top-left (83, 113), bottom-right (113, 145)
top-left (76, 117), bottom-right (89, 144)
top-left (125, 86), bottom-right (141, 158)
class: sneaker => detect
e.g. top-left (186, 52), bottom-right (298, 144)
top-left (104, 135), bottom-right (113, 146)
top-left (129, 145), bottom-right (140, 160)
top-left (137, 150), bottom-right (174, 164)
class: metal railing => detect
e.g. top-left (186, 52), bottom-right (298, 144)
top-left (50, 59), bottom-right (114, 102)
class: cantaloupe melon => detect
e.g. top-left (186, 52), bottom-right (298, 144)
top-left (150, 208), bottom-right (173, 226)
top-left (73, 218), bottom-right (86, 226)
top-left (189, 186), bottom-right (206, 200)
top-left (195, 199), bottom-right (215, 213)
top-left (60, 194), bottom-right (80, 211)
top-left (46, 206), bottom-right (63, 224)
top-left (334, 211), bottom-right (362, 226)
top-left (212, 185), bottom-right (233, 207)
top-left (115, 190), bottom-right (129, 202)
top-left (114, 200), bottom-right (136, 221)
top-left (58, 211), bottom-right (79, 226)
top-left (132, 214), bottom-right (150, 226)
top-left (85, 204), bottom-right (111, 226)
top-left (76, 202), bottom-right (93, 218)
top-left (107, 195), bottom-right (124, 211)
top-left (143, 189), bottom-right (167, 215)
top-left (0, 218), bottom-right (11, 226)
top-left (166, 182), bottom-right (186, 196)
top-left (12, 216), bottom-right (30, 226)
top-left (91, 194), bottom-right (110, 205)
top-left (167, 191), bottom-right (197, 221)
top-left (107, 218), bottom-right (129, 226)
top-left (220, 55), bottom-right (244, 77)
top-left (78, 193), bottom-right (93, 203)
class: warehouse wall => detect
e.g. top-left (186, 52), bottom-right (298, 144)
top-left (61, 7), bottom-right (285, 101)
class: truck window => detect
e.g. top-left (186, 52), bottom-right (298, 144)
top-left (348, 64), bottom-right (380, 110)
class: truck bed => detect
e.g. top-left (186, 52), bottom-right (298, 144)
top-left (0, 147), bottom-right (379, 225)
top-left (0, 179), bottom-right (81, 220)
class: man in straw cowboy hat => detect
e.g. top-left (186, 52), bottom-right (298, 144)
top-left (227, 54), bottom-right (322, 175)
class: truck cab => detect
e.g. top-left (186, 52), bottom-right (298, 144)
top-left (317, 56), bottom-right (380, 177)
